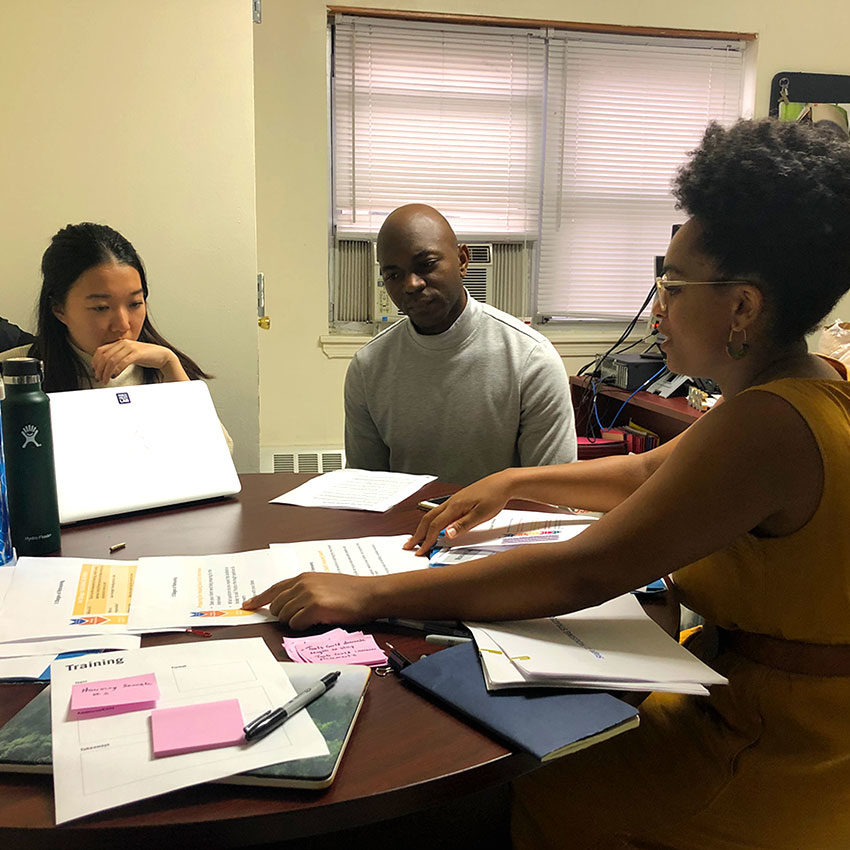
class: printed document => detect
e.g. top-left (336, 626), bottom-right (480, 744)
top-left (440, 509), bottom-right (596, 552)
top-left (0, 634), bottom-right (141, 658)
top-left (0, 558), bottom-right (140, 642)
top-left (467, 594), bottom-right (726, 695)
top-left (0, 634), bottom-right (142, 682)
top-left (0, 654), bottom-right (62, 680)
top-left (0, 565), bottom-right (12, 608)
top-left (470, 625), bottom-right (708, 695)
top-left (270, 535), bottom-right (425, 579)
top-left (270, 468), bottom-right (436, 512)
top-left (0, 553), bottom-right (279, 641)
top-left (50, 637), bottom-right (327, 824)
top-left (129, 549), bottom-right (279, 630)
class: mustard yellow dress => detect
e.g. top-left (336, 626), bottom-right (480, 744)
top-left (512, 376), bottom-right (850, 850)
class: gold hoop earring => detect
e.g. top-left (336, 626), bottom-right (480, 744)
top-left (726, 327), bottom-right (749, 360)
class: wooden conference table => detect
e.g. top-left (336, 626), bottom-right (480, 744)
top-left (0, 473), bottom-right (676, 850)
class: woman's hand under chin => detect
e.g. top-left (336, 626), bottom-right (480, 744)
top-left (91, 340), bottom-right (189, 385)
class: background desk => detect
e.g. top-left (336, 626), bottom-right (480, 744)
top-left (0, 473), bottom-right (674, 850)
top-left (570, 375), bottom-right (704, 443)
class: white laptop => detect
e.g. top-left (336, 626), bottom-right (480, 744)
top-left (48, 380), bottom-right (241, 523)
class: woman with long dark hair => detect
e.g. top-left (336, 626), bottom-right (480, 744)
top-left (1, 223), bottom-right (210, 392)
top-left (1, 223), bottom-right (231, 449)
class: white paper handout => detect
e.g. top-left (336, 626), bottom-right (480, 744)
top-left (0, 553), bottom-right (281, 642)
top-left (271, 535), bottom-right (426, 579)
top-left (0, 565), bottom-right (13, 608)
top-left (0, 634), bottom-right (142, 658)
top-left (50, 637), bottom-right (328, 824)
top-left (0, 654), bottom-right (63, 680)
top-left (270, 468), bottom-right (436, 512)
top-left (470, 625), bottom-right (708, 696)
top-left (430, 509), bottom-right (597, 564)
top-left (0, 634), bottom-right (143, 682)
top-left (129, 550), bottom-right (280, 631)
top-left (0, 558), bottom-right (140, 642)
top-left (467, 594), bottom-right (726, 695)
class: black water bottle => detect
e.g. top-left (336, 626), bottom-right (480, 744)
top-left (0, 358), bottom-right (60, 555)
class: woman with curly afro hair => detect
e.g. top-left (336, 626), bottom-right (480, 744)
top-left (247, 120), bottom-right (850, 848)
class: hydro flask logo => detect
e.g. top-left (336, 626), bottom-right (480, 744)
top-left (21, 425), bottom-right (42, 448)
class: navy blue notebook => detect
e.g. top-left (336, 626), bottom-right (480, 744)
top-left (400, 641), bottom-right (639, 762)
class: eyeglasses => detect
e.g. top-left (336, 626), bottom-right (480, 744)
top-left (654, 275), bottom-right (752, 311)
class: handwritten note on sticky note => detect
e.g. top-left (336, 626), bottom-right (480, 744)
top-left (151, 699), bottom-right (245, 758)
top-left (283, 629), bottom-right (388, 666)
top-left (70, 673), bottom-right (159, 718)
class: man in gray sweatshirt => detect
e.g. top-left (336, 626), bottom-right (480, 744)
top-left (344, 204), bottom-right (577, 486)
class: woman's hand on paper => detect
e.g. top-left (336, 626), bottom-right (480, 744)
top-left (404, 470), bottom-right (514, 556)
top-left (242, 573), bottom-right (376, 630)
top-left (92, 340), bottom-right (189, 385)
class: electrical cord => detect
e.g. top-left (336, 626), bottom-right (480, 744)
top-left (600, 364), bottom-right (668, 432)
top-left (575, 282), bottom-right (661, 439)
top-left (576, 283), bottom-right (657, 378)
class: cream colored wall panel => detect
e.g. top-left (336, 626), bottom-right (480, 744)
top-left (0, 0), bottom-right (259, 471)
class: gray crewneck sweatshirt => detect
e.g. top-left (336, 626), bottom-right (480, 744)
top-left (344, 295), bottom-right (576, 485)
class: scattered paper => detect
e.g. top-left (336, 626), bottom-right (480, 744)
top-left (0, 641), bottom-right (143, 682)
top-left (427, 509), bottom-right (596, 565)
top-left (0, 654), bottom-right (59, 681)
top-left (0, 634), bottom-right (141, 658)
top-left (429, 547), bottom-right (496, 566)
top-left (0, 554), bottom-right (280, 643)
top-left (0, 566), bottom-right (13, 608)
top-left (270, 535), bottom-right (425, 580)
top-left (283, 629), bottom-right (387, 666)
top-left (270, 468), bottom-right (436, 512)
top-left (0, 558), bottom-right (139, 642)
top-left (0, 543), bottom-right (423, 644)
top-left (50, 637), bottom-right (327, 824)
top-left (128, 550), bottom-right (280, 631)
top-left (439, 509), bottom-right (596, 554)
top-left (467, 594), bottom-right (726, 695)
top-left (471, 627), bottom-right (708, 696)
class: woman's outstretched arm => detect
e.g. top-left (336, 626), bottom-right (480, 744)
top-left (245, 390), bottom-right (816, 630)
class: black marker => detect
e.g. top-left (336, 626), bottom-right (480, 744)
top-left (243, 671), bottom-right (340, 743)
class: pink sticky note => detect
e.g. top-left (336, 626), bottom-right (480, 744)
top-left (150, 699), bottom-right (245, 758)
top-left (283, 628), bottom-right (389, 666)
top-left (70, 673), bottom-right (159, 718)
top-left (282, 637), bottom-right (310, 663)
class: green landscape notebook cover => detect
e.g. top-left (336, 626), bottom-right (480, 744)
top-left (0, 662), bottom-right (370, 790)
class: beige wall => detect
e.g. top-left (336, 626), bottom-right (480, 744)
top-left (0, 0), bottom-right (260, 471)
top-left (255, 0), bottom-right (850, 454)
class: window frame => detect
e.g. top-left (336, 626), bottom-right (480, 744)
top-left (326, 10), bottom-right (756, 332)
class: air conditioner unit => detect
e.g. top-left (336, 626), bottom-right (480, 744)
top-left (372, 242), bottom-right (494, 324)
top-left (463, 243), bottom-right (492, 304)
top-left (373, 276), bottom-right (405, 325)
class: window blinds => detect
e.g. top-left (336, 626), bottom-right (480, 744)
top-left (332, 16), bottom-right (545, 237)
top-left (535, 36), bottom-right (744, 319)
top-left (331, 16), bottom-right (746, 320)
